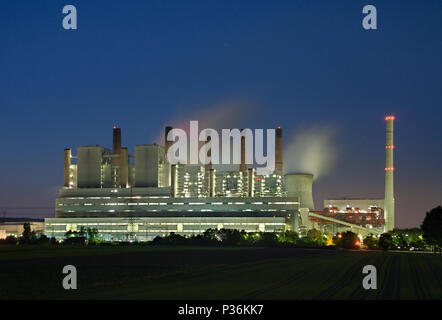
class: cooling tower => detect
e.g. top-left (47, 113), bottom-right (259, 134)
top-left (77, 146), bottom-right (104, 188)
top-left (284, 173), bottom-right (314, 210)
top-left (384, 116), bottom-right (395, 231)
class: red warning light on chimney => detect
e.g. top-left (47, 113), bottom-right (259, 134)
top-left (385, 116), bottom-right (395, 121)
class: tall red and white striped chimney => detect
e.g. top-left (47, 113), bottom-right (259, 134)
top-left (384, 116), bottom-right (395, 231)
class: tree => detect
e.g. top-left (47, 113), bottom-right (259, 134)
top-left (20, 222), bottom-right (36, 244)
top-left (306, 229), bottom-right (326, 246)
top-left (202, 228), bottom-right (218, 242)
top-left (278, 231), bottom-right (299, 244)
top-left (390, 228), bottom-right (424, 250)
top-left (363, 235), bottom-right (378, 250)
top-left (65, 230), bottom-right (74, 238)
top-left (218, 229), bottom-right (244, 246)
top-left (421, 206), bottom-right (442, 252)
top-left (0, 235), bottom-right (17, 245)
top-left (324, 232), bottom-right (334, 246)
top-left (165, 232), bottom-right (187, 245)
top-left (339, 231), bottom-right (360, 249)
top-left (64, 236), bottom-right (86, 245)
top-left (86, 228), bottom-right (99, 242)
top-left (35, 234), bottom-right (50, 245)
top-left (78, 226), bottom-right (86, 238)
top-left (258, 232), bottom-right (278, 246)
top-left (378, 233), bottom-right (393, 251)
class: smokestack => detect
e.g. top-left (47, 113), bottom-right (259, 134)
top-left (204, 136), bottom-right (212, 171)
top-left (63, 148), bottom-right (72, 188)
top-left (204, 136), bottom-right (213, 197)
top-left (248, 168), bottom-right (255, 197)
top-left (275, 126), bottom-right (283, 173)
top-left (384, 116), bottom-right (395, 231)
top-left (240, 129), bottom-right (247, 171)
top-left (284, 173), bottom-right (314, 210)
top-left (112, 126), bottom-right (121, 187)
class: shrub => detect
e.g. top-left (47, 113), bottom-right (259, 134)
top-left (363, 235), bottom-right (378, 249)
top-left (63, 237), bottom-right (86, 245)
top-left (0, 236), bottom-right (18, 245)
top-left (378, 233), bottom-right (393, 251)
top-left (334, 231), bottom-right (360, 249)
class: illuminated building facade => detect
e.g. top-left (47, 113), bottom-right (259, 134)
top-left (46, 126), bottom-right (299, 241)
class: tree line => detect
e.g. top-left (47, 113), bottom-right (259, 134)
top-left (0, 206), bottom-right (440, 252)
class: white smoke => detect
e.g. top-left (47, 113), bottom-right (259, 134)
top-left (156, 100), bottom-right (257, 144)
top-left (283, 125), bottom-right (339, 180)
top-left (156, 100), bottom-right (261, 168)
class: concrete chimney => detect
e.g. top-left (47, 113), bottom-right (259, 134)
top-left (204, 136), bottom-right (213, 198)
top-left (248, 168), bottom-right (255, 197)
top-left (63, 148), bottom-right (72, 188)
top-left (240, 129), bottom-right (247, 171)
top-left (204, 136), bottom-right (212, 171)
top-left (112, 126), bottom-right (121, 187)
top-left (384, 116), bottom-right (395, 231)
top-left (275, 127), bottom-right (283, 173)
top-left (284, 173), bottom-right (314, 210)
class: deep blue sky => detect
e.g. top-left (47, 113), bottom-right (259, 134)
top-left (0, 0), bottom-right (441, 228)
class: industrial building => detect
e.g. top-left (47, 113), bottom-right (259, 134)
top-left (45, 116), bottom-right (396, 240)
top-left (318, 116), bottom-right (396, 234)
top-left (0, 220), bottom-right (45, 239)
top-left (46, 126), bottom-right (300, 241)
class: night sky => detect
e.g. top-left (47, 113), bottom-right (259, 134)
top-left (0, 0), bottom-right (441, 228)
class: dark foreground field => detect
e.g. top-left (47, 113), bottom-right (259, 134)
top-left (0, 245), bottom-right (441, 300)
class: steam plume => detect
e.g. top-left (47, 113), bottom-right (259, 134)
top-left (157, 100), bottom-right (258, 170)
top-left (160, 100), bottom-right (256, 135)
top-left (284, 125), bottom-right (339, 180)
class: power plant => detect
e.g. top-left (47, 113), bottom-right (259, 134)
top-left (45, 116), bottom-right (395, 240)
